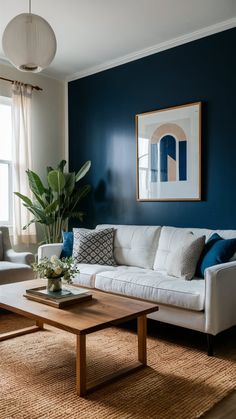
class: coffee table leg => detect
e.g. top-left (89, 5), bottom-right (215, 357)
top-left (36, 320), bottom-right (44, 329)
top-left (138, 315), bottom-right (147, 365)
top-left (76, 334), bottom-right (86, 396)
top-left (75, 316), bottom-right (147, 396)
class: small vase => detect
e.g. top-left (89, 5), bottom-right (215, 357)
top-left (47, 277), bottom-right (62, 292)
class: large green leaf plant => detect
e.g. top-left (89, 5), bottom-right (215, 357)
top-left (15, 160), bottom-right (91, 244)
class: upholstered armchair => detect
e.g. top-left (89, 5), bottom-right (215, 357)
top-left (0, 226), bottom-right (35, 285)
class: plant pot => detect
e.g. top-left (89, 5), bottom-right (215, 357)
top-left (47, 277), bottom-right (62, 292)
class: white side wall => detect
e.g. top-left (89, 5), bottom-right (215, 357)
top-left (0, 62), bottom-right (66, 251)
top-left (0, 63), bottom-right (66, 178)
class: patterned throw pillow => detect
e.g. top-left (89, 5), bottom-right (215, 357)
top-left (166, 234), bottom-right (206, 280)
top-left (73, 228), bottom-right (116, 266)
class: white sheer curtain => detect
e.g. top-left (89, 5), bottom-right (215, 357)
top-left (12, 82), bottom-right (36, 245)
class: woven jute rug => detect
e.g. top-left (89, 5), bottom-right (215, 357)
top-left (0, 313), bottom-right (235, 419)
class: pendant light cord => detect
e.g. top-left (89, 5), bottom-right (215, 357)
top-left (29, 0), bottom-right (31, 14)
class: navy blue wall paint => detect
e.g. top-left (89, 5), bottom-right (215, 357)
top-left (68, 28), bottom-right (236, 229)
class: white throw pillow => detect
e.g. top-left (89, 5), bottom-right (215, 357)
top-left (153, 226), bottom-right (193, 271)
top-left (166, 234), bottom-right (206, 280)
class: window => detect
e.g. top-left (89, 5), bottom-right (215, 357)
top-left (0, 96), bottom-right (13, 225)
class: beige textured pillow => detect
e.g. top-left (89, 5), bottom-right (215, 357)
top-left (166, 234), bottom-right (206, 280)
top-left (0, 231), bottom-right (3, 261)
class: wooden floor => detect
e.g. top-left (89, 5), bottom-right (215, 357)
top-left (203, 391), bottom-right (236, 418)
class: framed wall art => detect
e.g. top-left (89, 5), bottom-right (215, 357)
top-left (136, 102), bottom-right (201, 201)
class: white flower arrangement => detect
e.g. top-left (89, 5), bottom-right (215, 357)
top-left (32, 255), bottom-right (79, 283)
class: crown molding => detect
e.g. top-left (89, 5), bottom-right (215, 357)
top-left (66, 17), bottom-right (236, 82)
top-left (1, 17), bottom-right (235, 83)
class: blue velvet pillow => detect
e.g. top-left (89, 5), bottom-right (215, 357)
top-left (60, 231), bottom-right (73, 258)
top-left (196, 233), bottom-right (236, 278)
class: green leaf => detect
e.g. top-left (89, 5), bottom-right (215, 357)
top-left (43, 188), bottom-right (53, 204)
top-left (26, 170), bottom-right (45, 196)
top-left (77, 184), bottom-right (91, 201)
top-left (57, 160), bottom-right (67, 172)
top-left (70, 185), bottom-right (91, 212)
top-left (15, 159), bottom-right (91, 243)
top-left (75, 161), bottom-right (91, 182)
top-left (14, 192), bottom-right (32, 206)
top-left (47, 170), bottom-right (66, 192)
top-left (22, 203), bottom-right (53, 224)
top-left (23, 219), bottom-right (37, 230)
top-left (64, 173), bottom-right (75, 196)
top-left (45, 200), bottom-right (59, 214)
top-left (33, 193), bottom-right (47, 209)
top-left (70, 211), bottom-right (84, 222)
top-left (46, 166), bottom-right (54, 174)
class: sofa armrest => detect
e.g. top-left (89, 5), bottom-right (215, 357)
top-left (204, 261), bottom-right (236, 335)
top-left (5, 249), bottom-right (35, 266)
top-left (38, 243), bottom-right (63, 260)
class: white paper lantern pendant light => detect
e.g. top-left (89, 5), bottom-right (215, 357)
top-left (2, 0), bottom-right (57, 72)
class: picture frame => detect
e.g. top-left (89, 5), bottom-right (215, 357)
top-left (136, 102), bottom-right (201, 201)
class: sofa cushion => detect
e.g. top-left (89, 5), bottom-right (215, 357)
top-left (72, 263), bottom-right (117, 288)
top-left (0, 232), bottom-right (3, 261)
top-left (153, 227), bottom-right (192, 271)
top-left (73, 228), bottom-right (116, 266)
top-left (166, 234), bottom-right (205, 280)
top-left (95, 269), bottom-right (205, 311)
top-left (72, 264), bottom-right (149, 288)
top-left (96, 224), bottom-right (161, 269)
top-left (0, 262), bottom-right (34, 285)
top-left (153, 226), bottom-right (213, 272)
top-left (197, 233), bottom-right (236, 278)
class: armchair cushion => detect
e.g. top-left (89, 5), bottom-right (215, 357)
top-left (0, 226), bottom-right (35, 284)
top-left (0, 261), bottom-right (34, 285)
top-left (5, 249), bottom-right (35, 266)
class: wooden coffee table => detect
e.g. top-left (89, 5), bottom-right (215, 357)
top-left (0, 279), bottom-right (158, 396)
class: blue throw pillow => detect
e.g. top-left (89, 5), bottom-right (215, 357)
top-left (60, 231), bottom-right (73, 258)
top-left (196, 233), bottom-right (236, 278)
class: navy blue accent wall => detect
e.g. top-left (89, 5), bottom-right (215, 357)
top-left (69, 28), bottom-right (236, 229)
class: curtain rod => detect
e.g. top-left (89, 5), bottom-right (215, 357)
top-left (0, 76), bottom-right (43, 91)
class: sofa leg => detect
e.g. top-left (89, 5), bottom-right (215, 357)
top-left (207, 334), bottom-right (214, 356)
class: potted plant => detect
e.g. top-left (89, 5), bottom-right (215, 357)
top-left (15, 160), bottom-right (91, 243)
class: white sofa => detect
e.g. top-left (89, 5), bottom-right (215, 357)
top-left (38, 224), bottom-right (236, 355)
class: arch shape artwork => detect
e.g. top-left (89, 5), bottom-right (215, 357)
top-left (150, 123), bottom-right (187, 183)
top-left (136, 102), bottom-right (201, 201)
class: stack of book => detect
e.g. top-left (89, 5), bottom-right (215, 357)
top-left (24, 285), bottom-right (92, 308)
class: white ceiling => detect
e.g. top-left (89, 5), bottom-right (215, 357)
top-left (0, 0), bottom-right (235, 81)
